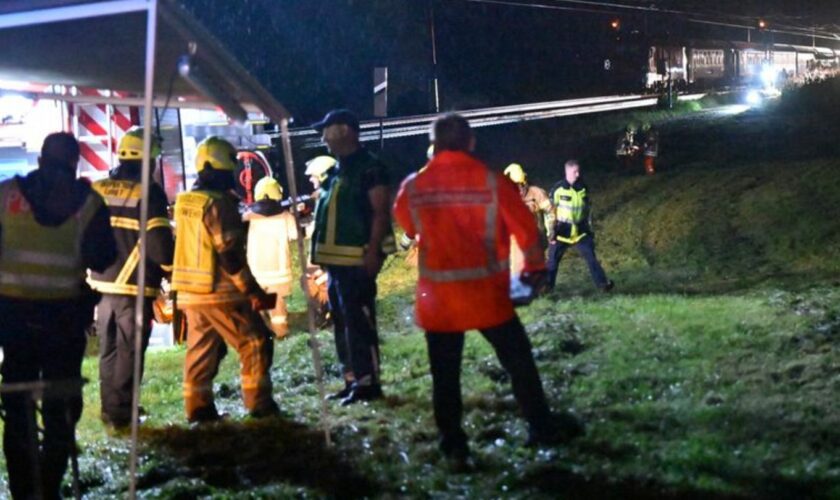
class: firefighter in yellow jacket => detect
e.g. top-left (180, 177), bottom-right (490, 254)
top-left (243, 177), bottom-right (298, 338)
top-left (503, 163), bottom-right (553, 276)
top-left (89, 128), bottom-right (174, 428)
top-left (172, 136), bottom-right (279, 423)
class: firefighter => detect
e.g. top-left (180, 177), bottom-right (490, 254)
top-left (0, 132), bottom-right (117, 499)
top-left (616, 124), bottom-right (639, 170)
top-left (301, 156), bottom-right (335, 326)
top-left (546, 160), bottom-right (614, 292)
top-left (243, 176), bottom-right (297, 338)
top-left (311, 109), bottom-right (397, 405)
top-left (305, 155), bottom-right (337, 196)
top-left (503, 163), bottom-right (554, 276)
top-left (641, 123), bottom-right (658, 175)
top-left (172, 136), bottom-right (279, 423)
top-left (393, 114), bottom-right (582, 469)
top-left (88, 128), bottom-right (174, 429)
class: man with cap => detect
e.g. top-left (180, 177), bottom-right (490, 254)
top-left (88, 127), bottom-right (174, 429)
top-left (310, 109), bottom-right (396, 405)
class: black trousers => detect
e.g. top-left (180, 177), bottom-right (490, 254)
top-left (425, 315), bottom-right (551, 454)
top-left (327, 266), bottom-right (380, 385)
top-left (97, 294), bottom-right (153, 424)
top-left (0, 300), bottom-right (87, 500)
top-left (546, 235), bottom-right (609, 289)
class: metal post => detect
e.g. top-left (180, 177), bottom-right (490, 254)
top-left (129, 0), bottom-right (157, 498)
top-left (278, 118), bottom-right (331, 446)
top-left (429, 0), bottom-right (440, 113)
top-left (379, 119), bottom-right (385, 151)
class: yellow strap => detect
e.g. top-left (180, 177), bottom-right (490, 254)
top-left (115, 244), bottom-right (141, 285)
top-left (110, 216), bottom-right (171, 232)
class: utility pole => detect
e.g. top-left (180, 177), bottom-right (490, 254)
top-left (429, 0), bottom-right (440, 113)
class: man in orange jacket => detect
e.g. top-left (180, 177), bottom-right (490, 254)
top-left (393, 114), bottom-right (582, 466)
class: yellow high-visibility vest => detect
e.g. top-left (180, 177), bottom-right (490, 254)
top-left (171, 191), bottom-right (219, 294)
top-left (0, 178), bottom-right (100, 300)
top-left (553, 185), bottom-right (587, 244)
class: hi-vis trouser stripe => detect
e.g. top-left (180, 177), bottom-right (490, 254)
top-left (408, 172), bottom-right (508, 282)
top-left (109, 216), bottom-right (171, 231)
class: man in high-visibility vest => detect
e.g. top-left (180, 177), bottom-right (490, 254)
top-left (243, 177), bottom-right (297, 338)
top-left (171, 136), bottom-right (279, 423)
top-left (0, 132), bottom-right (116, 499)
top-left (546, 160), bottom-right (614, 291)
top-left (88, 128), bottom-right (174, 429)
top-left (503, 163), bottom-right (554, 276)
top-left (393, 114), bottom-right (583, 469)
top-left (311, 109), bottom-right (397, 406)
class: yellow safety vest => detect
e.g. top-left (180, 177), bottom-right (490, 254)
top-left (87, 178), bottom-right (171, 297)
top-left (553, 185), bottom-right (587, 244)
top-left (171, 191), bottom-right (218, 294)
top-left (0, 178), bottom-right (100, 300)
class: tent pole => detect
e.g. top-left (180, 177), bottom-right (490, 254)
top-left (129, 0), bottom-right (158, 498)
top-left (279, 118), bottom-right (332, 446)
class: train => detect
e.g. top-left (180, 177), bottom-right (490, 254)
top-left (602, 38), bottom-right (840, 93)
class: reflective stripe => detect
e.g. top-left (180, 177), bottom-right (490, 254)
top-left (1, 249), bottom-right (78, 268)
top-left (114, 244), bottom-right (140, 285)
top-left (87, 279), bottom-right (158, 297)
top-left (103, 196), bottom-right (140, 207)
top-left (0, 272), bottom-right (79, 290)
top-left (111, 216), bottom-right (171, 231)
top-left (410, 171), bottom-right (505, 283)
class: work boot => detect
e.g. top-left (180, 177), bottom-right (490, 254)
top-left (525, 412), bottom-right (585, 447)
top-left (600, 280), bottom-right (615, 293)
top-left (249, 401), bottom-right (281, 419)
top-left (188, 407), bottom-right (226, 426)
top-left (340, 383), bottom-right (383, 406)
top-left (443, 446), bottom-right (475, 474)
top-left (326, 380), bottom-right (354, 401)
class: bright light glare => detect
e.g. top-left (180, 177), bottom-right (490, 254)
top-left (761, 66), bottom-right (777, 88)
top-left (720, 104), bottom-right (750, 115)
top-left (746, 90), bottom-right (762, 105)
top-left (0, 94), bottom-right (34, 119)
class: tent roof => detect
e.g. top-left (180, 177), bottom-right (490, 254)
top-left (0, 0), bottom-right (290, 122)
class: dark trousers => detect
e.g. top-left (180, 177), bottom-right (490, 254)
top-left (327, 266), bottom-right (380, 385)
top-left (546, 234), bottom-right (609, 289)
top-left (425, 315), bottom-right (551, 454)
top-left (0, 300), bottom-right (87, 500)
top-left (97, 294), bottom-right (153, 425)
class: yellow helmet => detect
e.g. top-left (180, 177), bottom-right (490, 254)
top-left (195, 136), bottom-right (237, 172)
top-left (254, 176), bottom-right (283, 202)
top-left (304, 155), bottom-right (337, 182)
top-left (504, 163), bottom-right (527, 184)
top-left (118, 128), bottom-right (161, 161)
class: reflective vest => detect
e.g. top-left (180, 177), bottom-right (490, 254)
top-left (88, 178), bottom-right (171, 297)
top-left (553, 184), bottom-right (588, 244)
top-left (244, 210), bottom-right (296, 292)
top-left (392, 151), bottom-right (546, 332)
top-left (171, 190), bottom-right (245, 307)
top-left (0, 178), bottom-right (99, 300)
top-left (311, 151), bottom-right (396, 266)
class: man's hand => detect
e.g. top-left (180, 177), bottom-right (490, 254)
top-left (363, 249), bottom-right (385, 277)
top-left (521, 270), bottom-right (548, 294)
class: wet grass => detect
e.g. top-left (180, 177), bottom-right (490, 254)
top-left (1, 81), bottom-right (839, 498)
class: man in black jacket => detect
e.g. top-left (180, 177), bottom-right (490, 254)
top-left (0, 132), bottom-right (116, 499)
top-left (88, 128), bottom-right (174, 428)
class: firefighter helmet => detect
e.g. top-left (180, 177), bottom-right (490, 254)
top-left (504, 163), bottom-right (527, 184)
top-left (304, 155), bottom-right (337, 182)
top-left (118, 128), bottom-right (161, 161)
top-left (254, 176), bottom-right (283, 202)
top-left (195, 136), bottom-right (237, 172)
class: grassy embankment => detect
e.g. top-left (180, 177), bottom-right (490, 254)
top-left (1, 81), bottom-right (839, 498)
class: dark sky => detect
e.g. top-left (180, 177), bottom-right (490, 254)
top-left (179, 0), bottom-right (840, 123)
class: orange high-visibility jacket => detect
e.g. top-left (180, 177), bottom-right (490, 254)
top-left (393, 151), bottom-right (546, 332)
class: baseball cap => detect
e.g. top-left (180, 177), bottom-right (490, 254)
top-left (312, 109), bottom-right (360, 133)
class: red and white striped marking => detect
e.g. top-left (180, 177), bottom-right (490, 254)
top-left (72, 88), bottom-right (138, 173)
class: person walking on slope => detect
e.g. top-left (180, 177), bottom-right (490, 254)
top-left (0, 132), bottom-right (117, 499)
top-left (546, 160), bottom-right (614, 292)
top-left (393, 114), bottom-right (583, 469)
top-left (171, 136), bottom-right (279, 423)
top-left (88, 128), bottom-right (174, 429)
top-left (310, 109), bottom-right (396, 406)
top-left (503, 162), bottom-right (554, 276)
top-left (243, 176), bottom-right (298, 339)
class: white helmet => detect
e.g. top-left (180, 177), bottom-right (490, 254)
top-left (304, 155), bottom-right (337, 182)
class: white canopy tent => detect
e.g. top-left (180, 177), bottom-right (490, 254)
top-left (0, 1), bottom-right (329, 497)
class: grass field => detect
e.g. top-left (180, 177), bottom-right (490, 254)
top-left (1, 81), bottom-right (839, 498)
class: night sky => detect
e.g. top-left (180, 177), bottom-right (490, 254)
top-left (179, 0), bottom-right (840, 124)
